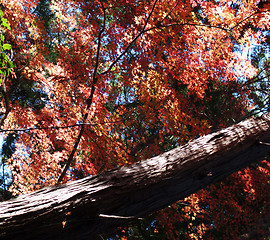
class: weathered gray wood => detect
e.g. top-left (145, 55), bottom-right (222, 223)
top-left (1, 113), bottom-right (270, 240)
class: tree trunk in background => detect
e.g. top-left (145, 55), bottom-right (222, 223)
top-left (1, 113), bottom-right (270, 240)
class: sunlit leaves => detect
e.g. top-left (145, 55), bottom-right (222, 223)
top-left (0, 10), bottom-right (14, 80)
top-left (0, 0), bottom-right (269, 237)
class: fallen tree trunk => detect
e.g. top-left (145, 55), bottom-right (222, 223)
top-left (1, 113), bottom-right (270, 240)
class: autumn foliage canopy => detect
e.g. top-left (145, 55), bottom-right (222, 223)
top-left (0, 0), bottom-right (270, 239)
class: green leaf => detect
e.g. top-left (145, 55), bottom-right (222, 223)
top-left (3, 44), bottom-right (11, 50)
top-left (1, 60), bottom-right (5, 68)
top-left (1, 21), bottom-right (11, 30)
top-left (9, 61), bottom-right (16, 68)
top-left (0, 69), bottom-right (6, 76)
top-left (0, 34), bottom-right (5, 42)
top-left (3, 54), bottom-right (8, 62)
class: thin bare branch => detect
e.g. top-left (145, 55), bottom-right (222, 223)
top-left (151, 22), bottom-right (230, 32)
top-left (101, 0), bottom-right (159, 75)
top-left (0, 120), bottom-right (122, 133)
top-left (159, 0), bottom-right (180, 22)
top-left (0, 64), bottom-right (11, 127)
top-left (99, 214), bottom-right (143, 220)
top-left (57, 1), bottom-right (106, 184)
top-left (244, 73), bottom-right (270, 86)
top-left (230, 10), bottom-right (268, 31)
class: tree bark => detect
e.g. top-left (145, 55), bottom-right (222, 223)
top-left (1, 113), bottom-right (270, 240)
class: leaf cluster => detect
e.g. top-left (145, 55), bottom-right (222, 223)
top-left (0, 10), bottom-right (15, 80)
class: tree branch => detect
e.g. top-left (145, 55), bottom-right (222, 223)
top-left (1, 113), bottom-right (270, 240)
top-left (230, 10), bottom-right (268, 31)
top-left (57, 1), bottom-right (106, 183)
top-left (0, 120), bottom-right (122, 133)
top-left (101, 0), bottom-right (159, 75)
top-left (0, 63), bottom-right (11, 127)
top-left (100, 1), bottom-right (263, 78)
